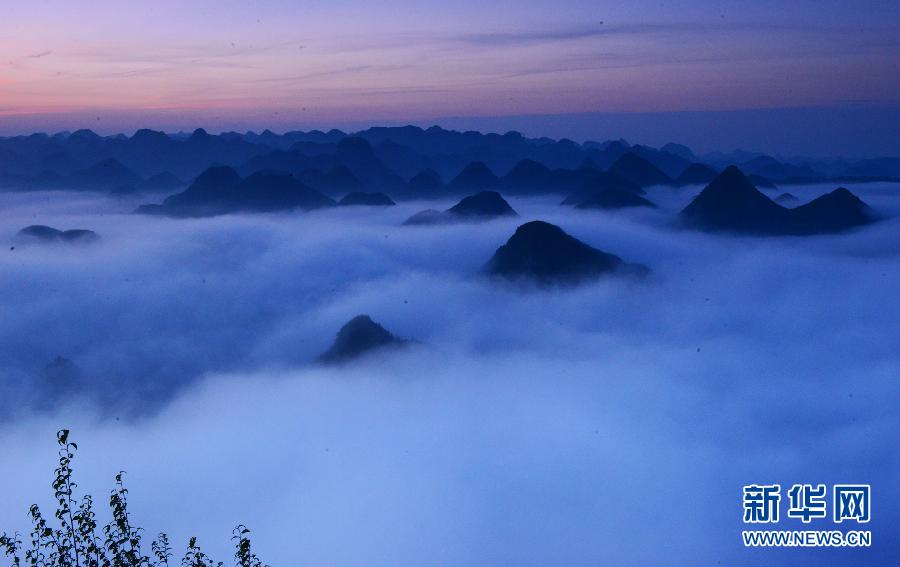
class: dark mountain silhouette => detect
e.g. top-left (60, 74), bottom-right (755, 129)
top-left (166, 165), bottom-right (242, 204)
top-left (629, 145), bottom-right (691, 178)
top-left (674, 163), bottom-right (718, 186)
top-left (239, 137), bottom-right (404, 192)
top-left (300, 165), bottom-right (362, 196)
top-left (69, 129), bottom-right (101, 141)
top-left (680, 166), bottom-right (791, 233)
top-left (404, 191), bottom-right (517, 225)
top-left (239, 171), bottom-right (334, 211)
top-left (448, 162), bottom-right (499, 192)
top-left (562, 172), bottom-right (644, 206)
top-left (741, 155), bottom-right (817, 181)
top-left (608, 153), bottom-right (672, 187)
top-left (339, 192), bottom-right (396, 206)
top-left (241, 149), bottom-right (313, 177)
top-left (16, 225), bottom-right (99, 243)
top-left (789, 187), bottom-right (874, 234)
top-left (581, 140), bottom-right (630, 169)
top-left (319, 315), bottom-right (407, 363)
top-left (373, 140), bottom-right (431, 179)
top-left (500, 159), bottom-right (554, 194)
top-left (447, 191), bottom-right (518, 218)
top-left (661, 142), bottom-right (697, 162)
top-left (140, 171), bottom-right (183, 192)
top-left (574, 186), bottom-right (656, 210)
top-left (542, 166), bottom-right (617, 197)
top-left (775, 192), bottom-right (799, 206)
top-left (5, 125), bottom-right (894, 202)
top-left (405, 168), bottom-right (445, 195)
top-left (578, 157), bottom-right (599, 170)
top-left (486, 220), bottom-right (648, 284)
top-left (334, 137), bottom-right (404, 188)
top-left (69, 158), bottom-right (141, 190)
top-left (402, 209), bottom-right (448, 226)
top-left (136, 166), bottom-right (334, 217)
top-left (680, 167), bottom-right (875, 235)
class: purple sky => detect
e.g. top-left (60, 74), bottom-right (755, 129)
top-left (1, 0), bottom-right (898, 153)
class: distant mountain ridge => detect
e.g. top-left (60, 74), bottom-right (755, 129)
top-left (136, 166), bottom-right (335, 217)
top-left (2, 125), bottom-right (896, 198)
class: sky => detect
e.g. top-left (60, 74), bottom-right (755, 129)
top-left (0, 1), bottom-right (899, 151)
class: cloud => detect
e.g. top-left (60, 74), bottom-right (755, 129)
top-left (452, 21), bottom-right (806, 47)
top-left (0, 184), bottom-right (897, 565)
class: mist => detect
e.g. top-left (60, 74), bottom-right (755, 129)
top-left (1, 183), bottom-right (898, 565)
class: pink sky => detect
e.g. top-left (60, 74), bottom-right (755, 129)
top-left (1, 0), bottom-right (898, 133)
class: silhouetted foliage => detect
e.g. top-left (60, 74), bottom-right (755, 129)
top-left (0, 430), bottom-right (266, 567)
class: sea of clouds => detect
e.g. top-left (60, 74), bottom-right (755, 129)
top-left (0, 183), bottom-right (898, 565)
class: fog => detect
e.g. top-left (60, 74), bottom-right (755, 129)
top-left (1, 183), bottom-right (898, 565)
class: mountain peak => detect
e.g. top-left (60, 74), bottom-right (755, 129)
top-left (681, 168), bottom-right (875, 235)
top-left (448, 191), bottom-right (518, 218)
top-left (609, 152), bottom-right (671, 187)
top-left (486, 221), bottom-right (647, 284)
top-left (674, 163), bottom-right (718, 186)
top-left (449, 162), bottom-right (499, 190)
top-left (318, 315), bottom-right (406, 363)
top-left (339, 192), bottom-right (396, 206)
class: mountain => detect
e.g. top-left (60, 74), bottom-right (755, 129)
top-left (500, 159), bottom-right (554, 194)
top-left (661, 142), bottom-right (697, 162)
top-left (448, 162), bottom-right (500, 193)
top-left (562, 172), bottom-right (644, 206)
top-left (789, 187), bottom-right (874, 234)
top-left (680, 166), bottom-right (791, 233)
top-left (373, 140), bottom-right (430, 179)
top-left (630, 145), bottom-right (692, 178)
top-left (158, 166), bottom-right (242, 211)
top-left (402, 209), bottom-right (448, 226)
top-left (300, 165), bottom-right (362, 196)
top-left (447, 191), bottom-right (518, 218)
top-left (674, 163), bottom-right (718, 186)
top-left (141, 171), bottom-right (183, 193)
top-left (574, 186), bottom-right (656, 210)
top-left (69, 129), bottom-right (101, 141)
top-left (16, 225), bottom-right (99, 243)
top-left (69, 158), bottom-right (142, 190)
top-left (680, 167), bottom-right (875, 235)
top-left (334, 137), bottom-right (404, 188)
top-left (240, 172), bottom-right (335, 211)
top-left (608, 153), bottom-right (672, 187)
top-left (775, 192), bottom-right (799, 206)
top-left (403, 191), bottom-right (517, 225)
top-left (2, 125), bottom-right (891, 202)
top-left (486, 221), bottom-right (648, 284)
top-left (339, 192), bottom-right (396, 206)
top-left (318, 315), bottom-right (407, 363)
top-left (406, 169), bottom-right (444, 197)
top-left (581, 141), bottom-right (629, 169)
top-left (741, 155), bottom-right (818, 181)
top-left (136, 166), bottom-right (334, 217)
